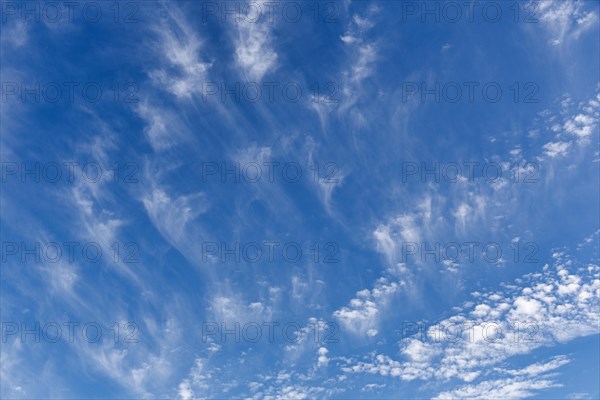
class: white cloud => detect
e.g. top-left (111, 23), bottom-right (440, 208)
top-left (534, 0), bottom-right (598, 45)
top-left (142, 187), bottom-right (209, 251)
top-left (149, 6), bottom-right (211, 98)
top-left (178, 380), bottom-right (194, 400)
top-left (342, 249), bottom-right (599, 386)
top-left (234, 19), bottom-right (277, 81)
top-left (533, 90), bottom-right (599, 160)
top-left (336, 8), bottom-right (379, 115)
top-left (0, 21), bottom-right (28, 48)
top-left (333, 277), bottom-right (401, 336)
top-left (304, 137), bottom-right (345, 213)
top-left (564, 113), bottom-right (596, 138)
top-left (317, 347), bottom-right (329, 367)
top-left (135, 101), bottom-right (191, 152)
top-left (441, 43), bottom-right (453, 52)
top-left (498, 355), bottom-right (570, 377)
top-left (350, 44), bottom-right (377, 84)
top-left (434, 374), bottom-right (562, 399)
top-left (543, 141), bottom-right (571, 157)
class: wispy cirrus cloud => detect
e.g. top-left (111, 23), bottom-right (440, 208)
top-left (433, 356), bottom-right (569, 399)
top-left (534, 0), bottom-right (598, 45)
top-left (148, 4), bottom-right (212, 98)
top-left (233, 19), bottom-right (278, 81)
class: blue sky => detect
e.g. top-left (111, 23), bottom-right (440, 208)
top-left (1, 0), bottom-right (599, 398)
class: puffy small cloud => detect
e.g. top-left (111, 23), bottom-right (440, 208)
top-left (542, 141), bottom-right (570, 157)
top-left (317, 347), bottom-right (329, 367)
